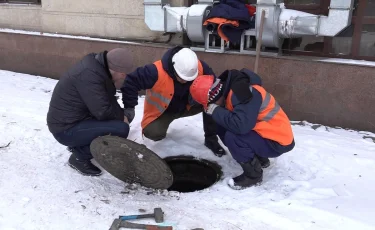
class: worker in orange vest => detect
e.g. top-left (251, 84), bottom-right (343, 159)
top-left (189, 68), bottom-right (295, 189)
top-left (120, 46), bottom-right (225, 156)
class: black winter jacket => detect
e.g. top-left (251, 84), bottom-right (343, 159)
top-left (47, 51), bottom-right (124, 134)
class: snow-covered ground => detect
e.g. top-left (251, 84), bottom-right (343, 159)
top-left (0, 70), bottom-right (375, 230)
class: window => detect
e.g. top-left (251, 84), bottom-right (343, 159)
top-left (282, 0), bottom-right (375, 61)
top-left (0, 0), bottom-right (41, 4)
top-left (359, 25), bottom-right (375, 56)
top-left (364, 0), bottom-right (375, 16)
top-left (285, 0), bottom-right (329, 15)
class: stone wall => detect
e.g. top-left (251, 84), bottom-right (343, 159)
top-left (0, 31), bottom-right (374, 133)
top-left (0, 0), bottom-right (185, 43)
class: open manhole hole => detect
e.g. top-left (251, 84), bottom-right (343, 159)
top-left (164, 155), bottom-right (222, 193)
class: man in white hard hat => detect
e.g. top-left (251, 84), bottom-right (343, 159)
top-left (120, 46), bottom-right (226, 157)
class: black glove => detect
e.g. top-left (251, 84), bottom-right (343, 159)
top-left (124, 108), bottom-right (135, 123)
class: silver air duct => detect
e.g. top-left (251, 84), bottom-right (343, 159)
top-left (318, 0), bottom-right (354, 36)
top-left (278, 0), bottom-right (354, 38)
top-left (255, 0), bottom-right (283, 48)
top-left (143, 0), bottom-right (189, 33)
top-left (278, 10), bottom-right (320, 38)
top-left (185, 4), bottom-right (213, 43)
top-left (255, 0), bottom-right (354, 48)
top-left (144, 0), bottom-right (354, 49)
top-left (144, 0), bottom-right (212, 43)
top-left (164, 6), bottom-right (189, 33)
top-left (144, 0), bottom-right (166, 32)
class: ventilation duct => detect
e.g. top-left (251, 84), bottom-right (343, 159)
top-left (255, 0), bottom-right (354, 48)
top-left (164, 6), bottom-right (189, 33)
top-left (144, 0), bottom-right (166, 32)
top-left (278, 0), bottom-right (355, 38)
top-left (185, 4), bottom-right (213, 43)
top-left (144, 0), bottom-right (354, 48)
top-left (278, 10), bottom-right (320, 38)
top-left (144, 0), bottom-right (212, 43)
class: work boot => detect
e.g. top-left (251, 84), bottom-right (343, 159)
top-left (230, 157), bottom-right (263, 189)
top-left (68, 154), bottom-right (102, 176)
top-left (205, 136), bottom-right (226, 157)
top-left (256, 155), bottom-right (270, 168)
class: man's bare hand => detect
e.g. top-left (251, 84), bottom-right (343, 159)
top-left (124, 116), bottom-right (129, 124)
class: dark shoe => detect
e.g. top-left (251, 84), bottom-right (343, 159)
top-left (230, 157), bottom-right (263, 189)
top-left (68, 154), bottom-right (102, 176)
top-left (204, 137), bottom-right (226, 157)
top-left (256, 155), bottom-right (270, 168)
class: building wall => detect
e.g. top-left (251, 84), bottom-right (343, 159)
top-left (0, 0), bottom-right (185, 43)
top-left (1, 31), bottom-right (374, 133)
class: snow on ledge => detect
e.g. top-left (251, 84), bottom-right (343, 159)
top-left (314, 58), bottom-right (375, 67)
top-left (0, 28), bottom-right (143, 45)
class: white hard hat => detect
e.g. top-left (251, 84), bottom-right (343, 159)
top-left (172, 48), bottom-right (199, 81)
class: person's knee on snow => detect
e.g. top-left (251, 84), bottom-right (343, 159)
top-left (143, 125), bottom-right (167, 141)
top-left (141, 112), bottom-right (173, 141)
top-left (189, 68), bottom-right (295, 189)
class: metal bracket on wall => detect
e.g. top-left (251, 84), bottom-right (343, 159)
top-left (191, 28), bottom-right (278, 57)
top-left (240, 29), bottom-right (256, 54)
top-left (198, 0), bottom-right (215, 4)
top-left (204, 31), bottom-right (230, 53)
top-left (143, 0), bottom-right (168, 7)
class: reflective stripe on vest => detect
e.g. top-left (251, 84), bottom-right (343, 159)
top-left (145, 89), bottom-right (172, 113)
top-left (149, 89), bottom-right (171, 105)
top-left (145, 95), bottom-right (165, 113)
top-left (254, 86), bottom-right (281, 122)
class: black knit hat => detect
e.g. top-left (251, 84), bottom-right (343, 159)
top-left (107, 48), bottom-right (134, 73)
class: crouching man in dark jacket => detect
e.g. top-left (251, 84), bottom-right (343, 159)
top-left (47, 48), bottom-right (134, 176)
top-left (120, 46), bottom-right (225, 156)
top-left (190, 68), bottom-right (295, 189)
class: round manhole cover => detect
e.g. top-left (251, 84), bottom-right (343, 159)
top-left (90, 135), bottom-right (174, 190)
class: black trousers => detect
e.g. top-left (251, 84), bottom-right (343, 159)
top-left (53, 119), bottom-right (129, 160)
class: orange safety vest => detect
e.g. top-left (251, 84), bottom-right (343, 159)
top-left (225, 85), bottom-right (294, 146)
top-left (141, 60), bottom-right (204, 130)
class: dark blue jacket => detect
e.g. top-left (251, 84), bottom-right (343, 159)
top-left (206, 0), bottom-right (253, 43)
top-left (211, 69), bottom-right (295, 153)
top-left (120, 46), bottom-right (215, 113)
